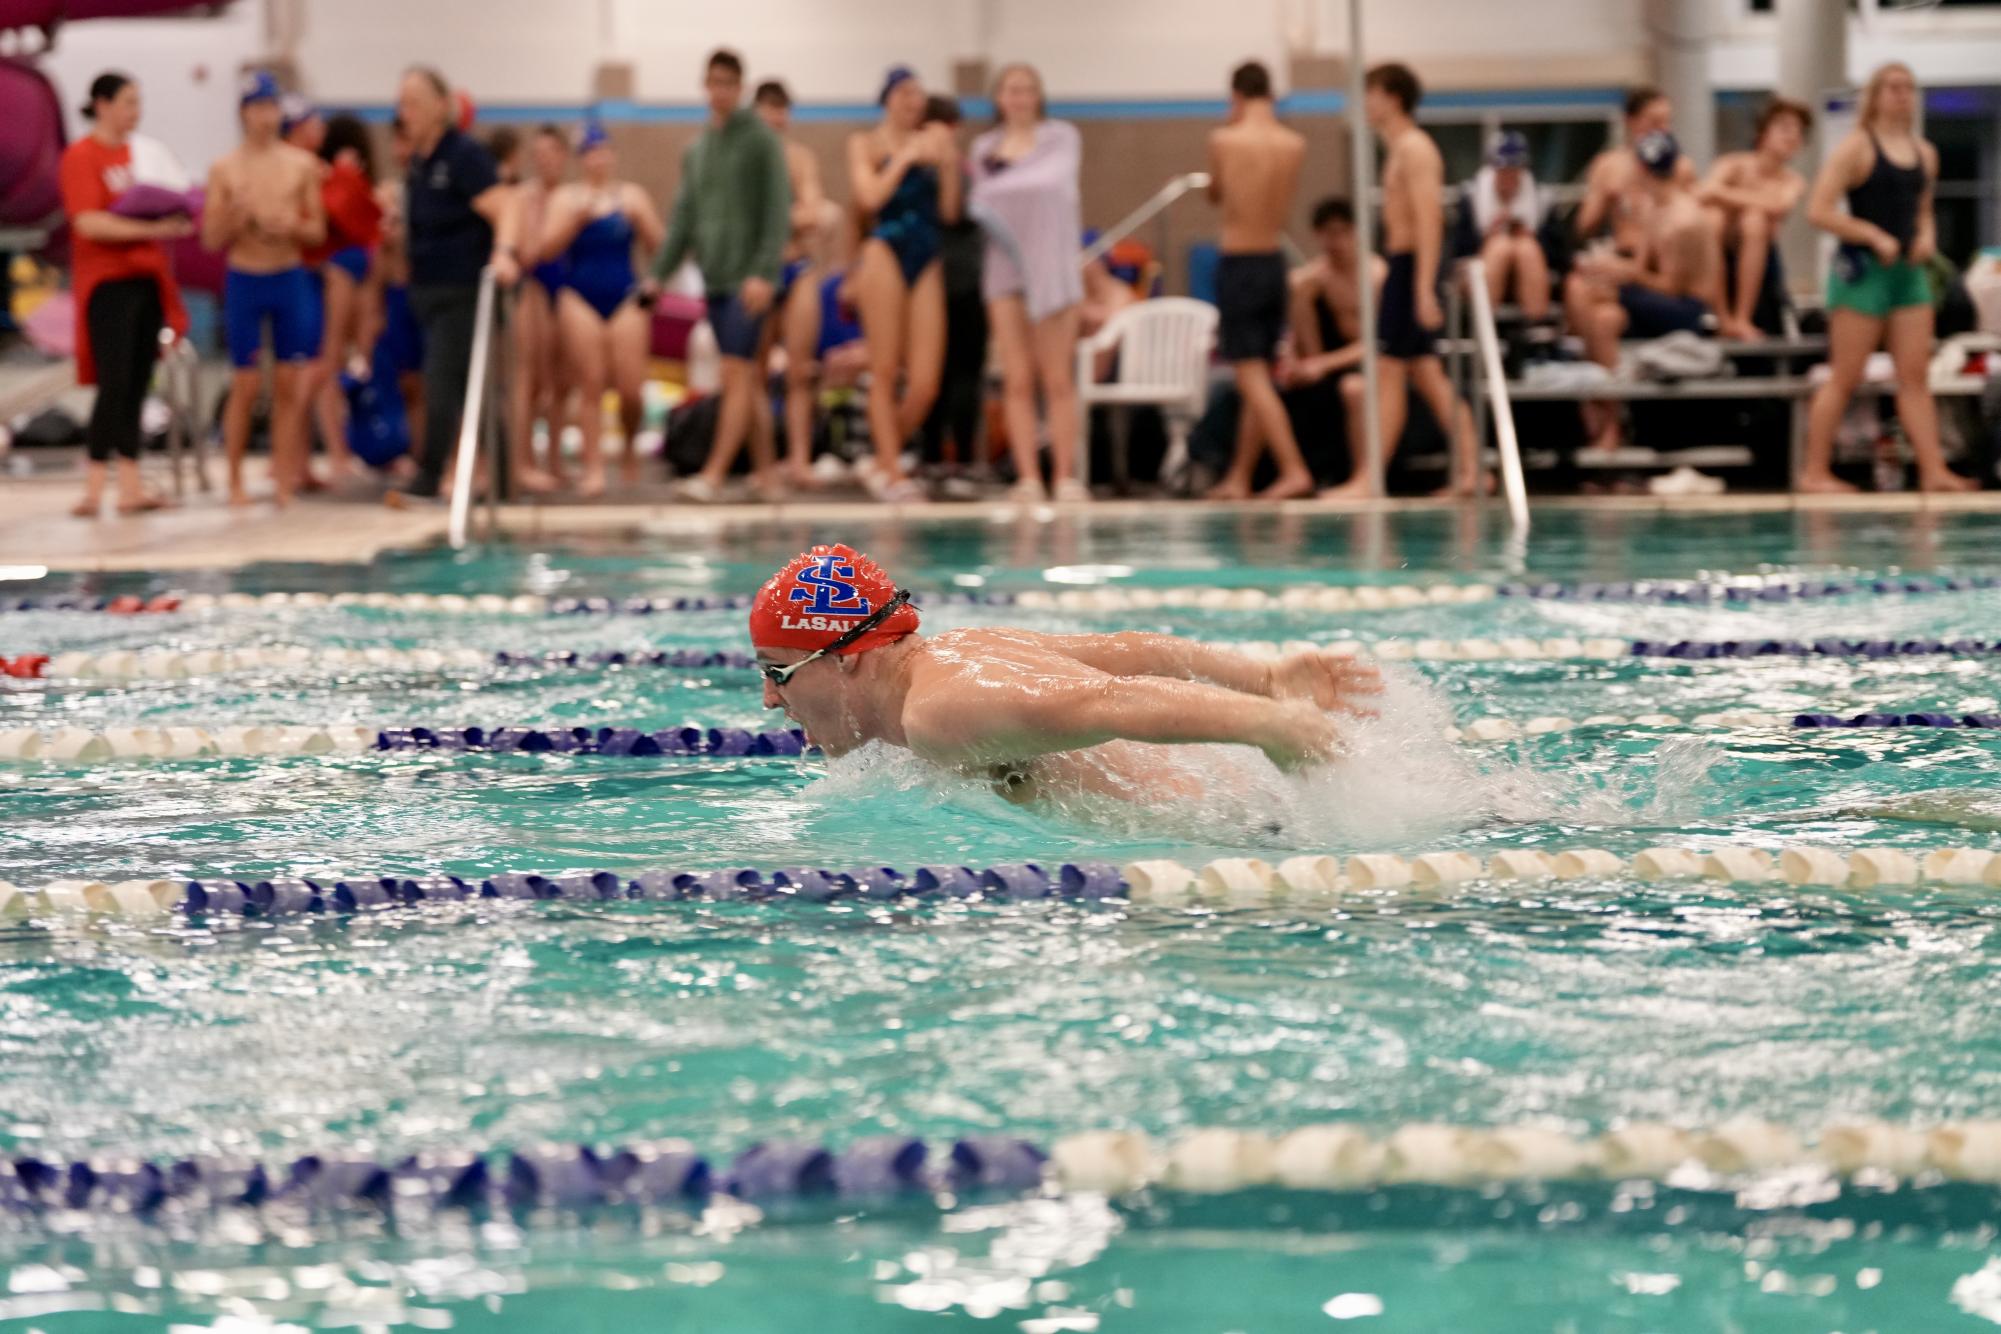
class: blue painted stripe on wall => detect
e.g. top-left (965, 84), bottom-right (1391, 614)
top-left (342, 86), bottom-right (1625, 126)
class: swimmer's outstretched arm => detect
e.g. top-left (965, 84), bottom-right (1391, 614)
top-left (1037, 632), bottom-right (1380, 713)
top-left (1037, 632), bottom-right (1276, 694)
top-left (905, 673), bottom-right (1337, 772)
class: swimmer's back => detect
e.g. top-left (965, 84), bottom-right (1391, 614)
top-left (1209, 121), bottom-right (1305, 253)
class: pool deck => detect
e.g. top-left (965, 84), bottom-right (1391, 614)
top-left (7, 452), bottom-right (2001, 574)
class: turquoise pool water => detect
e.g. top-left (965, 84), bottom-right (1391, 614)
top-left (5, 508), bottom-right (2001, 1330)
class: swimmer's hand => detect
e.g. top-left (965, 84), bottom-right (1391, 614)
top-left (1258, 700), bottom-right (1342, 771)
top-left (1267, 651), bottom-right (1382, 717)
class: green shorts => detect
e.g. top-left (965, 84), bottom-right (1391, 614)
top-left (1827, 251), bottom-right (1932, 318)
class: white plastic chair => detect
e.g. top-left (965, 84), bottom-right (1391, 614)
top-left (1075, 297), bottom-right (1218, 490)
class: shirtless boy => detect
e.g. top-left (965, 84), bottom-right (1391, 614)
top-left (1698, 98), bottom-right (1812, 339)
top-left (1323, 62), bottom-right (1484, 500)
top-left (204, 71), bottom-right (325, 505)
top-left (1572, 131), bottom-right (1723, 449)
top-left (753, 79), bottom-right (836, 491)
top-left (1566, 86), bottom-right (1700, 335)
top-left (1203, 60), bottom-right (1314, 502)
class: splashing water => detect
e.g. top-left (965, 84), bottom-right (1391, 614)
top-left (801, 667), bottom-right (1723, 851)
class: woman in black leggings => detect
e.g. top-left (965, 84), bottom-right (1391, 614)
top-left (59, 71), bottom-right (193, 515)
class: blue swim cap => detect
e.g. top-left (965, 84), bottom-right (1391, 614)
top-left (280, 93), bottom-right (318, 135)
top-left (1488, 129), bottom-right (1529, 169)
top-left (879, 65), bottom-right (917, 106)
top-left (1635, 129), bottom-right (1680, 179)
top-left (576, 121), bottom-right (610, 154)
top-left (239, 70), bottom-right (280, 109)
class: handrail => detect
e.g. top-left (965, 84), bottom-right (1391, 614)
top-left (447, 266), bottom-right (500, 550)
top-left (1078, 172), bottom-right (1211, 267)
top-left (1461, 257), bottom-right (1530, 538)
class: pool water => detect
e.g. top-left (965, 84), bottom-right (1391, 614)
top-left (5, 507), bottom-right (2001, 1331)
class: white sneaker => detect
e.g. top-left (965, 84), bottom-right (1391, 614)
top-left (1648, 465), bottom-right (1726, 497)
top-left (1052, 478), bottom-right (1091, 503)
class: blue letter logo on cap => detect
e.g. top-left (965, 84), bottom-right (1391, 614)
top-left (790, 555), bottom-right (871, 616)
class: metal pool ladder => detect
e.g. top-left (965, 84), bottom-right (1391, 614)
top-left (448, 266), bottom-right (509, 550)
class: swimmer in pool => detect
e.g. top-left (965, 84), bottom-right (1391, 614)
top-left (750, 545), bottom-right (1380, 802)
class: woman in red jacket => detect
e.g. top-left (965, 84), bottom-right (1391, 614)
top-left (304, 113), bottom-right (384, 483)
top-left (59, 71), bottom-right (192, 517)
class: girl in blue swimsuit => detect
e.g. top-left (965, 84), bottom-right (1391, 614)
top-left (507, 124), bottom-right (571, 492)
top-left (536, 123), bottom-right (664, 496)
top-left (846, 66), bottom-right (962, 502)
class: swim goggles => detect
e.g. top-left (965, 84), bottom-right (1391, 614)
top-left (760, 588), bottom-right (912, 686)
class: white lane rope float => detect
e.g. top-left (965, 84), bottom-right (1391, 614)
top-left (9, 1117), bottom-right (2001, 1226)
top-left (16, 635), bottom-right (2001, 685)
top-left (2, 646), bottom-right (756, 682)
top-left (12, 572), bottom-right (1997, 619)
top-left (3, 710), bottom-right (1996, 765)
top-left (4, 845), bottom-right (1998, 924)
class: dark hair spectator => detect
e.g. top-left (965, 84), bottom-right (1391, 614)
top-left (1756, 96), bottom-right (1814, 140)
top-left (754, 80), bottom-right (790, 109)
top-left (1312, 196), bottom-right (1355, 229)
top-left (322, 113), bottom-right (378, 180)
top-left (708, 48), bottom-right (744, 78)
top-left (1230, 61), bottom-right (1272, 101)
top-left (80, 70), bottom-right (131, 120)
top-left (1365, 62), bottom-right (1421, 114)
top-left (483, 125), bottom-right (521, 170)
top-left (924, 94), bottom-right (962, 127)
top-left (1623, 85), bottom-right (1665, 121)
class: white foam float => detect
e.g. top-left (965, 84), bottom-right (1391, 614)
top-left (1847, 848), bottom-right (1918, 889)
top-left (45, 728), bottom-right (111, 762)
top-left (1780, 848), bottom-right (1849, 887)
top-left (1690, 1119), bottom-right (1807, 1174)
top-left (1273, 855), bottom-right (1342, 894)
top-left (1050, 1131), bottom-right (1158, 1194)
top-left (1701, 847), bottom-right (1777, 884)
top-left (1926, 1122), bottom-right (2001, 1183)
top-left (1488, 851), bottom-right (1555, 881)
top-left (1162, 1129), bottom-right (1276, 1193)
top-left (1484, 1125), bottom-right (1601, 1180)
top-left (1123, 861), bottom-right (1196, 904)
top-left (1380, 1124), bottom-right (1481, 1186)
top-left (1411, 852), bottom-right (1482, 888)
top-left (1598, 1123), bottom-right (1697, 1178)
top-left (1632, 847), bottom-right (1704, 881)
top-left (1817, 1121), bottom-right (1931, 1177)
top-left (1921, 849), bottom-right (1996, 885)
top-left (1345, 854), bottom-right (1412, 890)
top-left (1196, 858), bottom-right (1273, 902)
top-left (1552, 850), bottom-right (1624, 880)
top-left (1271, 1125), bottom-right (1382, 1189)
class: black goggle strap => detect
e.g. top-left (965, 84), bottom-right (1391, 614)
top-left (763, 588), bottom-right (912, 685)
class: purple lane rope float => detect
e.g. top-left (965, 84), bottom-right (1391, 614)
top-left (8, 1119), bottom-right (2001, 1225)
top-left (0, 724), bottom-right (815, 762)
top-left (11, 637), bottom-right (2001, 688)
top-left (7, 570), bottom-right (1996, 619)
top-left (4, 711), bottom-right (2000, 764)
top-left (4, 846), bottom-right (1997, 921)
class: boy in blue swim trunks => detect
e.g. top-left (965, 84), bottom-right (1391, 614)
top-left (640, 49), bottom-right (791, 501)
top-left (204, 71), bottom-right (325, 505)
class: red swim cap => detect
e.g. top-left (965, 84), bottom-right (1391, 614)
top-left (749, 544), bottom-right (920, 655)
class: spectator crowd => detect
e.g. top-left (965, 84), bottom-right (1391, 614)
top-left (53, 48), bottom-right (1979, 518)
